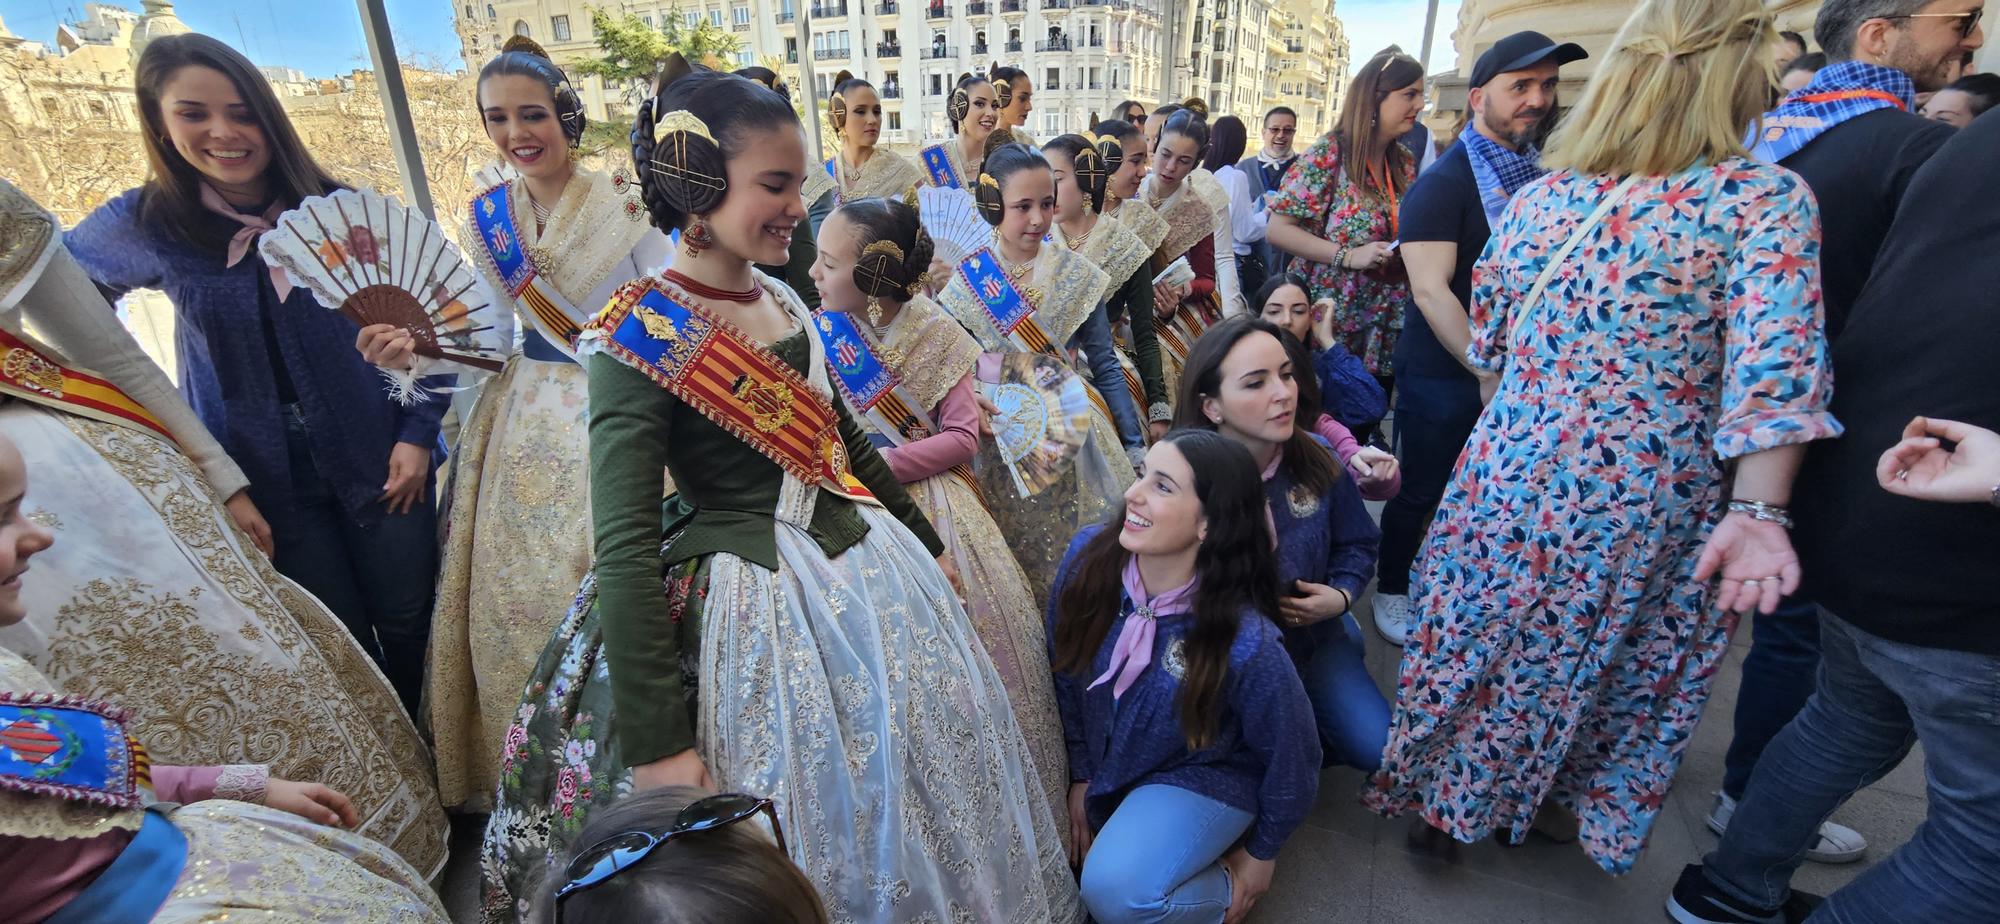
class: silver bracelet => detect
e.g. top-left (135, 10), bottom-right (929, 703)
top-left (1727, 499), bottom-right (1793, 529)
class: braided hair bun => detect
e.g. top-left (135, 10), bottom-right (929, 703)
top-left (481, 35), bottom-right (587, 147)
top-left (947, 72), bottom-right (989, 133)
top-left (840, 196), bottom-right (935, 303)
top-left (629, 54), bottom-right (797, 233)
top-left (829, 69), bottom-right (856, 134)
top-left (1042, 134), bottom-right (1111, 213)
top-left (975, 142), bottom-right (1047, 226)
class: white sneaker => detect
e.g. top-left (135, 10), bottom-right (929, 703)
top-left (1706, 791), bottom-right (1867, 864)
top-left (1372, 592), bottom-right (1413, 645)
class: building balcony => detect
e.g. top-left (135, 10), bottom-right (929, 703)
top-left (1080, 0), bottom-right (1105, 6)
top-left (733, 21), bottom-right (750, 31)
top-left (1036, 37), bottom-right (1071, 52)
top-left (968, 0), bottom-right (991, 12)
top-left (779, 10), bottom-right (796, 22)
top-left (1082, 37), bottom-right (1104, 49)
top-left (1001, 0), bottom-right (1025, 13)
top-left (876, 0), bottom-right (898, 13)
top-left (882, 85), bottom-right (903, 98)
top-left (815, 47), bottom-right (852, 60)
top-left (926, 3), bottom-right (952, 19)
top-left (878, 41), bottom-right (901, 55)
top-left (811, 3), bottom-right (849, 17)
top-left (1005, 39), bottom-right (1023, 52)
top-left (972, 42), bottom-right (990, 55)
top-left (1042, 0), bottom-right (1071, 8)
top-left (922, 44), bottom-right (958, 58)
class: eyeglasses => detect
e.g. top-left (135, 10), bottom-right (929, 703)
top-left (1267, 126), bottom-right (1297, 135)
top-left (553, 793), bottom-right (786, 921)
top-left (1885, 9), bottom-right (1983, 38)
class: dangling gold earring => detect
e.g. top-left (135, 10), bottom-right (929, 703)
top-left (866, 294), bottom-right (885, 329)
top-left (685, 215), bottom-right (714, 257)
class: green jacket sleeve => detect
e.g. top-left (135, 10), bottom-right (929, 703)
top-left (586, 352), bottom-right (696, 766)
top-left (837, 395), bottom-right (945, 557)
top-left (1122, 267), bottom-right (1170, 409)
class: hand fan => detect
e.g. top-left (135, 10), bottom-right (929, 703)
top-left (917, 185), bottom-right (989, 267)
top-left (259, 189), bottom-right (512, 402)
top-left (978, 352), bottom-right (1092, 498)
top-left (1150, 256), bottom-right (1194, 289)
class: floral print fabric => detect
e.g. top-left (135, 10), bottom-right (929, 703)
top-left (1269, 133), bottom-right (1415, 374)
top-left (1365, 160), bottom-right (1841, 875)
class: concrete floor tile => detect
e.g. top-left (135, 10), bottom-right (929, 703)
top-left (1368, 848), bottom-right (1553, 924)
top-left (1248, 824), bottom-right (1375, 922)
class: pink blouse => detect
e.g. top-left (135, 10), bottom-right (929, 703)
top-left (880, 374), bottom-right (983, 484)
top-left (1311, 413), bottom-right (1401, 501)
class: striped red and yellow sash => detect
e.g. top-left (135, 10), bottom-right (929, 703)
top-left (0, 329), bottom-right (175, 444)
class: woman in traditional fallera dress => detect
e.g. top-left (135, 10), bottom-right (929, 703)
top-left (1138, 111), bottom-right (1239, 396)
top-left (918, 73), bottom-right (1002, 191)
top-left (1043, 132), bottom-right (1156, 455)
top-left (0, 184), bottom-right (448, 876)
top-left (992, 64), bottom-right (1037, 145)
top-left (1093, 118), bottom-right (1173, 428)
top-left (799, 71), bottom-right (923, 232)
top-left (354, 37), bottom-right (671, 814)
top-left (484, 60), bottom-right (1078, 924)
top-left (0, 431), bottom-right (445, 922)
top-left (806, 193), bottom-right (1071, 851)
top-left (938, 143), bottom-right (1140, 600)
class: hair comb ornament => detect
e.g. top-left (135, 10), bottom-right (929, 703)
top-left (649, 110), bottom-right (728, 196)
top-left (992, 77), bottom-right (1013, 110)
top-left (1182, 97), bottom-right (1209, 119)
top-left (501, 34), bottom-right (552, 59)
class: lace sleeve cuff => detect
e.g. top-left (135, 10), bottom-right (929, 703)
top-left (213, 764), bottom-right (269, 803)
top-left (1148, 402), bottom-right (1173, 423)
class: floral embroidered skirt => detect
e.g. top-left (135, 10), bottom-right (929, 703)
top-left (481, 505), bottom-right (1081, 924)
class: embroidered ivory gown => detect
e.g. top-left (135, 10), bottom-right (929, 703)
top-left (0, 179), bottom-right (447, 875)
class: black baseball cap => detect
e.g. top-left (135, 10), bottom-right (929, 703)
top-left (1470, 31), bottom-right (1588, 89)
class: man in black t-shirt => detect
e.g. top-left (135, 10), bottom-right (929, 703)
top-left (1369, 31), bottom-right (1582, 645)
top-left (1695, 2), bottom-right (1979, 870)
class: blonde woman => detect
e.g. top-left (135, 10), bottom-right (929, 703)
top-left (1365, 0), bottom-right (1841, 875)
top-left (799, 71), bottom-right (922, 222)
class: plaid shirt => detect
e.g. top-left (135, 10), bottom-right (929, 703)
top-left (1749, 60), bottom-right (1916, 163)
top-left (1460, 126), bottom-right (1547, 226)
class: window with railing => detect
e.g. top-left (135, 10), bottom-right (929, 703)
top-left (1036, 36), bottom-right (1070, 52)
top-left (967, 0), bottom-right (990, 12)
top-left (927, 3), bottom-right (951, 19)
top-left (878, 40), bottom-right (902, 56)
top-left (1002, 0), bottom-right (1024, 12)
top-left (923, 43), bottom-right (958, 59)
top-left (812, 2), bottom-right (850, 16)
top-left (734, 6), bottom-right (752, 25)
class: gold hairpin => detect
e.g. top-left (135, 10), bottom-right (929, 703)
top-left (902, 184), bottom-right (920, 212)
top-left (861, 239), bottom-right (906, 263)
top-left (654, 109), bottom-right (716, 145)
top-left (979, 174), bottom-right (1000, 188)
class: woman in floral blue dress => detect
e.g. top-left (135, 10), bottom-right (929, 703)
top-left (1364, 0), bottom-right (1842, 876)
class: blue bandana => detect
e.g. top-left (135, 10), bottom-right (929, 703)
top-left (1749, 60), bottom-right (1914, 163)
top-left (1460, 126), bottom-right (1546, 227)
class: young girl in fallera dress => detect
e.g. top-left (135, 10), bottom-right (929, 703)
top-left (936, 142), bottom-right (1140, 599)
top-left (483, 60), bottom-right (1077, 924)
top-left (1138, 111), bottom-right (1239, 395)
top-left (918, 73), bottom-right (1001, 191)
top-left (807, 193), bottom-right (1071, 849)
top-left (1092, 118), bottom-right (1174, 430)
top-left (1050, 429), bottom-right (1320, 924)
top-left (1042, 132), bottom-right (1155, 456)
top-left (800, 71), bottom-right (923, 229)
top-left (355, 37), bottom-right (672, 813)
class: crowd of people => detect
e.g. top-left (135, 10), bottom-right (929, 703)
top-left (0, 0), bottom-right (1993, 921)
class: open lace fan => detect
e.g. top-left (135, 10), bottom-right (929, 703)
top-left (259, 189), bottom-right (512, 402)
top-left (980, 352), bottom-right (1091, 498)
top-left (917, 185), bottom-right (988, 267)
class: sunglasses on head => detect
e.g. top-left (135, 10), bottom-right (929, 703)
top-left (553, 793), bottom-right (785, 922)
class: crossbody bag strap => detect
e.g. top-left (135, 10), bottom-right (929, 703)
top-left (1507, 174), bottom-right (1642, 346)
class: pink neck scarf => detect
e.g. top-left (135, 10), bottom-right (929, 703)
top-left (1088, 555), bottom-right (1199, 699)
top-left (199, 183), bottom-right (293, 300)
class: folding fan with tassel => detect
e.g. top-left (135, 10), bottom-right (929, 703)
top-left (916, 185), bottom-right (988, 267)
top-left (258, 189), bottom-right (512, 403)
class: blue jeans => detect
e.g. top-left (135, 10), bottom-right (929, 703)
top-left (1376, 372), bottom-right (1482, 595)
top-left (1723, 596), bottom-right (1822, 800)
top-left (268, 406), bottom-right (436, 716)
top-left (1702, 609), bottom-right (2000, 923)
top-left (1080, 784), bottom-right (1256, 924)
top-left (1301, 613), bottom-right (1390, 771)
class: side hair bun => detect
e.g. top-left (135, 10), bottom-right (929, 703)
top-left (500, 34), bottom-right (552, 60)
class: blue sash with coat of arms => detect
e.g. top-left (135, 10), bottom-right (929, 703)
top-left (920, 145), bottom-right (961, 190)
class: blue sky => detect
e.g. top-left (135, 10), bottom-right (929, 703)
top-left (0, 0), bottom-right (466, 75)
top-left (0, 0), bottom-right (1462, 80)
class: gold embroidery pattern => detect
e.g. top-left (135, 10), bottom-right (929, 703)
top-left (161, 799), bottom-right (449, 921)
top-left (3, 348), bottom-right (63, 397)
top-left (11, 413), bottom-right (447, 875)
